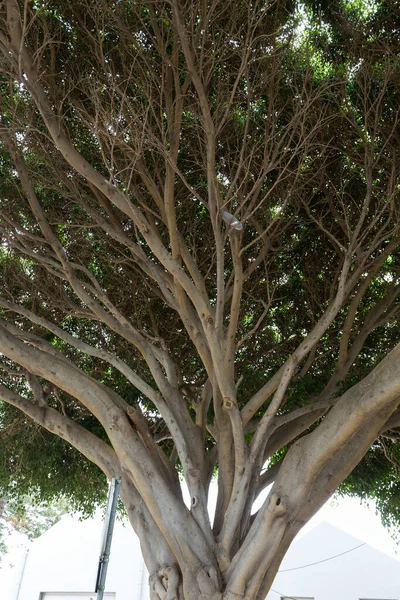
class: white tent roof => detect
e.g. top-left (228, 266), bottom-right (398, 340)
top-left (268, 521), bottom-right (400, 600)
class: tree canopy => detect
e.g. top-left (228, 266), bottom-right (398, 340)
top-left (0, 0), bottom-right (399, 598)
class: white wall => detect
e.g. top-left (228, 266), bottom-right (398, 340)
top-left (15, 513), bottom-right (149, 600)
top-left (266, 522), bottom-right (400, 600)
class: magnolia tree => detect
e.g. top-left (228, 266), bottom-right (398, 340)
top-left (0, 0), bottom-right (400, 598)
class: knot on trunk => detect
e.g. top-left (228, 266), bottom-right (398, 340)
top-left (223, 397), bottom-right (234, 410)
top-left (265, 492), bottom-right (286, 518)
top-left (149, 565), bottom-right (180, 600)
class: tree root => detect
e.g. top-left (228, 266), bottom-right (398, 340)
top-left (149, 563), bottom-right (223, 600)
top-left (150, 566), bottom-right (181, 600)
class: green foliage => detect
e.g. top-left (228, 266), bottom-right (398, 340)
top-left (0, 494), bottom-right (69, 558)
top-left (339, 440), bottom-right (400, 538)
top-left (0, 404), bottom-right (109, 515)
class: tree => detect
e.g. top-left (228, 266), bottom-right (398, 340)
top-left (0, 0), bottom-right (399, 598)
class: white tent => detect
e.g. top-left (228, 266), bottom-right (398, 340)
top-left (266, 521), bottom-right (400, 600)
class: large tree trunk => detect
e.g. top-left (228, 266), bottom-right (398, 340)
top-left (119, 351), bottom-right (400, 600)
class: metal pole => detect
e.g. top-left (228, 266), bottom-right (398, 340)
top-left (15, 548), bottom-right (29, 600)
top-left (95, 478), bottom-right (121, 600)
